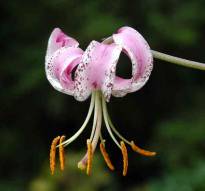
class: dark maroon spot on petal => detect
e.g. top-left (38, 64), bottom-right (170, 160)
top-left (92, 82), bottom-right (97, 89)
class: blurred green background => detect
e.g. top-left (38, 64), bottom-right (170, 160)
top-left (1, 0), bottom-right (205, 190)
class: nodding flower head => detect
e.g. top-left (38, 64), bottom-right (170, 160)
top-left (46, 26), bottom-right (156, 176)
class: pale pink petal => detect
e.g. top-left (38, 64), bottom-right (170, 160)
top-left (101, 45), bottom-right (122, 101)
top-left (112, 26), bottom-right (153, 97)
top-left (45, 47), bottom-right (83, 95)
top-left (74, 41), bottom-right (122, 101)
top-left (46, 28), bottom-right (79, 60)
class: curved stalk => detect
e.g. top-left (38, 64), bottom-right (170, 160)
top-left (152, 50), bottom-right (205, 71)
top-left (103, 36), bottom-right (205, 71)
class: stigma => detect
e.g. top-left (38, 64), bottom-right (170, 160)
top-left (49, 91), bottom-right (156, 176)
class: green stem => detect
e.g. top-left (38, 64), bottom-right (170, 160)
top-left (152, 50), bottom-right (205, 71)
top-left (103, 36), bottom-right (205, 71)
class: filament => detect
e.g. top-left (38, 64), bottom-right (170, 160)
top-left (121, 141), bottom-right (128, 176)
top-left (59, 136), bottom-right (66, 171)
top-left (50, 136), bottom-right (60, 175)
top-left (58, 92), bottom-right (95, 147)
top-left (102, 96), bottom-right (121, 149)
top-left (104, 103), bottom-right (130, 145)
top-left (104, 103), bottom-right (156, 157)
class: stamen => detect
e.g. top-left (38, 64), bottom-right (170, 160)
top-left (103, 101), bottom-right (131, 145)
top-left (131, 141), bottom-right (156, 157)
top-left (59, 136), bottom-right (66, 171)
top-left (107, 115), bottom-right (130, 145)
top-left (58, 92), bottom-right (95, 147)
top-left (105, 104), bottom-right (156, 158)
top-left (86, 139), bottom-right (93, 175)
top-left (100, 142), bottom-right (115, 171)
top-left (102, 96), bottom-right (121, 149)
top-left (50, 136), bottom-right (60, 175)
top-left (121, 141), bottom-right (128, 176)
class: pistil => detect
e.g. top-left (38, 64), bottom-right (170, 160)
top-left (78, 91), bottom-right (102, 171)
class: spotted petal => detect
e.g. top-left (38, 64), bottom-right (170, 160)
top-left (112, 26), bottom-right (153, 97)
top-left (74, 41), bottom-right (122, 101)
top-left (46, 28), bottom-right (79, 61)
top-left (46, 47), bottom-right (83, 95)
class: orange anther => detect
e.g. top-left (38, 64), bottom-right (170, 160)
top-left (131, 141), bottom-right (156, 157)
top-left (86, 139), bottom-right (93, 175)
top-left (59, 135), bottom-right (66, 171)
top-left (50, 136), bottom-right (60, 175)
top-left (121, 141), bottom-right (128, 176)
top-left (100, 142), bottom-right (115, 171)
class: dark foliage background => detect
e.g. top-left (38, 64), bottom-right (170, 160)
top-left (1, 0), bottom-right (205, 190)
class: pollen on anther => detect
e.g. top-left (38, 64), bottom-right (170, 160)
top-left (100, 142), bottom-right (115, 171)
top-left (59, 135), bottom-right (66, 171)
top-left (50, 136), bottom-right (60, 175)
top-left (86, 139), bottom-right (93, 175)
top-left (121, 141), bottom-right (128, 176)
top-left (131, 141), bottom-right (156, 157)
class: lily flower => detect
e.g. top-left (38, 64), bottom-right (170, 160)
top-left (46, 26), bottom-right (156, 176)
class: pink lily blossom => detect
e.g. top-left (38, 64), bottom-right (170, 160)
top-left (46, 26), bottom-right (156, 176)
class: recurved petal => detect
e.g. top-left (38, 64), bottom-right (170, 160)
top-left (74, 41), bottom-right (121, 102)
top-left (112, 26), bottom-right (153, 97)
top-left (100, 44), bottom-right (122, 101)
top-left (45, 47), bottom-right (83, 95)
top-left (46, 28), bottom-right (79, 60)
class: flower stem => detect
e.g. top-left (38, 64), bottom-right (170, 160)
top-left (102, 36), bottom-right (205, 71)
top-left (152, 50), bottom-right (205, 71)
